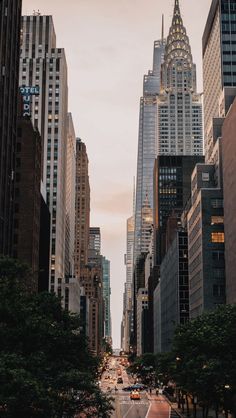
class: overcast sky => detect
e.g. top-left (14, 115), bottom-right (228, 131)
top-left (22, 0), bottom-right (212, 348)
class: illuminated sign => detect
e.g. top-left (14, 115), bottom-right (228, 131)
top-left (20, 86), bottom-right (40, 117)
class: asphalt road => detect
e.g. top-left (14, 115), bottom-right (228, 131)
top-left (101, 357), bottom-right (171, 418)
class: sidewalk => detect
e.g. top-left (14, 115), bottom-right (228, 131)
top-left (144, 391), bottom-right (226, 418)
top-left (165, 395), bottom-right (225, 418)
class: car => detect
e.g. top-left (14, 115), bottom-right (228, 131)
top-left (117, 377), bottom-right (123, 384)
top-left (123, 386), bottom-right (133, 391)
top-left (132, 383), bottom-right (147, 391)
top-left (130, 390), bottom-right (141, 400)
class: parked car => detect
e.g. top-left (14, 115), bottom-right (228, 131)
top-left (130, 390), bottom-right (141, 400)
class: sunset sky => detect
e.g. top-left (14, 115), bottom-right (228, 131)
top-left (22, 0), bottom-right (212, 347)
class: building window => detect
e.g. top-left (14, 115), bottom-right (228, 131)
top-left (211, 216), bottom-right (224, 225)
top-left (202, 172), bottom-right (209, 181)
top-left (213, 284), bottom-right (225, 297)
top-left (211, 232), bottom-right (225, 243)
top-left (211, 199), bottom-right (224, 208)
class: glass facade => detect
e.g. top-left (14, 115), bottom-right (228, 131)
top-left (102, 256), bottom-right (111, 338)
top-left (134, 38), bottom-right (166, 261)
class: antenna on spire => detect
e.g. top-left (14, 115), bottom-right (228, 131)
top-left (161, 14), bottom-right (164, 41)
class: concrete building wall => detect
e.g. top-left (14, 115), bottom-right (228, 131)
top-left (65, 113), bottom-right (76, 277)
top-left (153, 282), bottom-right (161, 353)
top-left (136, 288), bottom-right (148, 357)
top-left (222, 98), bottom-right (236, 304)
top-left (74, 139), bottom-right (90, 278)
top-left (188, 164), bottom-right (225, 318)
top-left (20, 15), bottom-right (69, 293)
top-left (160, 232), bottom-right (189, 352)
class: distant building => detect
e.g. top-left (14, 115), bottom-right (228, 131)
top-left (102, 256), bottom-right (111, 339)
top-left (80, 266), bottom-right (104, 356)
top-left (160, 231), bottom-right (189, 352)
top-left (65, 114), bottom-right (76, 277)
top-left (136, 288), bottom-right (148, 357)
top-left (0, 0), bottom-right (22, 255)
top-left (153, 282), bottom-right (161, 353)
top-left (74, 139), bottom-right (90, 278)
top-left (134, 32), bottom-right (166, 263)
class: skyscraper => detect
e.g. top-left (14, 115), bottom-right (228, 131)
top-left (20, 15), bottom-right (69, 293)
top-left (202, 0), bottom-right (236, 305)
top-left (156, 0), bottom-right (203, 156)
top-left (102, 256), bottom-right (111, 339)
top-left (0, 0), bottom-right (22, 255)
top-left (203, 0), bottom-right (236, 162)
top-left (134, 33), bottom-right (166, 262)
top-left (65, 113), bottom-right (76, 277)
top-left (74, 138), bottom-right (90, 279)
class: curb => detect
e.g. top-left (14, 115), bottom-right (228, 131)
top-left (164, 396), bottom-right (185, 418)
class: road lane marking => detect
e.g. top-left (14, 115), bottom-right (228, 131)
top-left (145, 402), bottom-right (152, 418)
top-left (122, 404), bottom-right (134, 418)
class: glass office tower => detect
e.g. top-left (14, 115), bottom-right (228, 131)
top-left (134, 37), bottom-right (166, 262)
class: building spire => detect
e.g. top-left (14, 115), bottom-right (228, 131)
top-left (164, 0), bottom-right (192, 68)
top-left (161, 14), bottom-right (164, 42)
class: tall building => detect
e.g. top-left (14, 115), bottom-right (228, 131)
top-left (157, 0), bottom-right (203, 156)
top-left (0, 0), bottom-right (22, 255)
top-left (160, 231), bottom-right (189, 352)
top-left (134, 33), bottom-right (166, 262)
top-left (126, 216), bottom-right (134, 305)
top-left (80, 265), bottom-right (104, 356)
top-left (203, 0), bottom-right (236, 162)
top-left (222, 99), bottom-right (236, 304)
top-left (74, 138), bottom-right (90, 278)
top-left (65, 113), bottom-right (76, 277)
top-left (153, 155), bottom-right (204, 266)
top-left (20, 15), bottom-right (69, 293)
top-left (88, 227), bottom-right (101, 266)
top-left (13, 116), bottom-right (41, 290)
top-left (136, 288), bottom-right (148, 357)
top-left (102, 256), bottom-right (111, 339)
top-left (201, 0), bottom-right (236, 306)
top-left (187, 159), bottom-right (225, 319)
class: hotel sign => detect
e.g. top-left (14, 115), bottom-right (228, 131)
top-left (20, 86), bottom-right (40, 117)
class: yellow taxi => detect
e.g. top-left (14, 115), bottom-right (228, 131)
top-left (130, 390), bottom-right (141, 400)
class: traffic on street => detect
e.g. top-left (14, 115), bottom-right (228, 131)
top-left (100, 356), bottom-right (172, 418)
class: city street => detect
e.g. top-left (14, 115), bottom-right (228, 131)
top-left (101, 357), bottom-right (172, 418)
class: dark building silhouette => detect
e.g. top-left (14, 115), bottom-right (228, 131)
top-left (38, 195), bottom-right (50, 292)
top-left (0, 0), bottom-right (22, 255)
top-left (153, 155), bottom-right (204, 267)
top-left (13, 116), bottom-right (41, 290)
